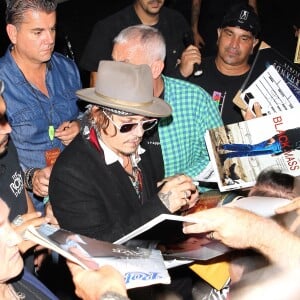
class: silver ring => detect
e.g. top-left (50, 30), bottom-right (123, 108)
top-left (208, 231), bottom-right (215, 240)
top-left (12, 215), bottom-right (24, 226)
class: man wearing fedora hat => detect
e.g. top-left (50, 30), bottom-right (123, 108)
top-left (50, 60), bottom-right (198, 240)
top-left (112, 25), bottom-right (223, 186)
top-left (49, 60), bottom-right (199, 299)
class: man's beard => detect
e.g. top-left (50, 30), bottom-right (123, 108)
top-left (0, 146), bottom-right (8, 157)
top-left (0, 136), bottom-right (9, 156)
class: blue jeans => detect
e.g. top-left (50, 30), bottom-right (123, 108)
top-left (220, 140), bottom-right (282, 159)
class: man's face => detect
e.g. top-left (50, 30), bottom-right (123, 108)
top-left (112, 40), bottom-right (148, 66)
top-left (217, 26), bottom-right (258, 67)
top-left (9, 10), bottom-right (56, 64)
top-left (0, 199), bottom-right (23, 283)
top-left (135, 0), bottom-right (165, 15)
top-left (0, 96), bottom-right (11, 156)
top-left (100, 113), bottom-right (148, 157)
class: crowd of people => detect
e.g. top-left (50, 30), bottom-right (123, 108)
top-left (0, 0), bottom-right (300, 299)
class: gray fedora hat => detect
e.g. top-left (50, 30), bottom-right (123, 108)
top-left (76, 60), bottom-right (172, 118)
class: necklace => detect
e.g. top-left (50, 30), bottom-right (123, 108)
top-left (128, 154), bottom-right (143, 201)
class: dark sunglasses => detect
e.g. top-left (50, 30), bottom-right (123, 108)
top-left (103, 110), bottom-right (158, 133)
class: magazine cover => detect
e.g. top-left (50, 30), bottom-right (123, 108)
top-left (114, 213), bottom-right (230, 264)
top-left (233, 41), bottom-right (300, 112)
top-left (24, 224), bottom-right (170, 289)
top-left (205, 108), bottom-right (300, 192)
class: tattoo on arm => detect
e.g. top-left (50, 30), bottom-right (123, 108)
top-left (158, 191), bottom-right (172, 211)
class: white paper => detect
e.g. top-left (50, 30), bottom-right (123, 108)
top-left (241, 65), bottom-right (299, 115)
top-left (225, 196), bottom-right (291, 217)
top-left (24, 224), bottom-right (170, 289)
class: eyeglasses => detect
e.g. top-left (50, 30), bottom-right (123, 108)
top-left (103, 110), bottom-right (157, 133)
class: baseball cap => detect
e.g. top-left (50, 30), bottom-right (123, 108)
top-left (220, 4), bottom-right (261, 37)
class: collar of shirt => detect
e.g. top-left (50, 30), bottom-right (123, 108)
top-left (98, 137), bottom-right (145, 167)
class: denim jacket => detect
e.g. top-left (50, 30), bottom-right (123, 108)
top-left (0, 46), bottom-right (81, 170)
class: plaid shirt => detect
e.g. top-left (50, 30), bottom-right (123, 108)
top-left (159, 75), bottom-right (223, 180)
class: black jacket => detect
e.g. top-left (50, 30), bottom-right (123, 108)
top-left (49, 133), bottom-right (168, 242)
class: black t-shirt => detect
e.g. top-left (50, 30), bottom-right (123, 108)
top-left (190, 56), bottom-right (249, 125)
top-left (0, 139), bottom-right (27, 221)
top-left (79, 5), bottom-right (191, 79)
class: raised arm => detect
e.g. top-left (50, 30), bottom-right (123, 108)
top-left (183, 207), bottom-right (300, 267)
top-left (191, 0), bottom-right (205, 49)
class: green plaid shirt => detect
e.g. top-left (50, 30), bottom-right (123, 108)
top-left (159, 75), bottom-right (223, 180)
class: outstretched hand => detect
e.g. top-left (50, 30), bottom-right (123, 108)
top-left (67, 261), bottom-right (128, 300)
top-left (183, 207), bottom-right (273, 249)
top-left (11, 211), bottom-right (50, 253)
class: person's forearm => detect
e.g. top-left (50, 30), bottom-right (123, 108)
top-left (252, 218), bottom-right (300, 267)
top-left (25, 189), bottom-right (35, 213)
top-left (248, 0), bottom-right (258, 14)
top-left (191, 0), bottom-right (201, 33)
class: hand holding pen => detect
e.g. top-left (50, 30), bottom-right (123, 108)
top-left (55, 120), bottom-right (80, 145)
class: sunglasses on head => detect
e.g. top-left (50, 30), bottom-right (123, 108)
top-left (103, 110), bottom-right (158, 133)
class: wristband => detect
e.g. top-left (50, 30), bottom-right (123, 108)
top-left (100, 292), bottom-right (130, 300)
top-left (24, 167), bottom-right (39, 190)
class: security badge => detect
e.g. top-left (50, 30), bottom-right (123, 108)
top-left (45, 148), bottom-right (60, 166)
top-left (45, 125), bottom-right (60, 166)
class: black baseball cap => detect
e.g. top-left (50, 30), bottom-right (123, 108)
top-left (220, 4), bottom-right (261, 37)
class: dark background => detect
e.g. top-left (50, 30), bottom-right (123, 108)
top-left (0, 0), bottom-right (299, 87)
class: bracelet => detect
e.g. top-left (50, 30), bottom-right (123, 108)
top-left (43, 196), bottom-right (50, 205)
top-left (100, 292), bottom-right (130, 300)
top-left (24, 167), bottom-right (39, 190)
